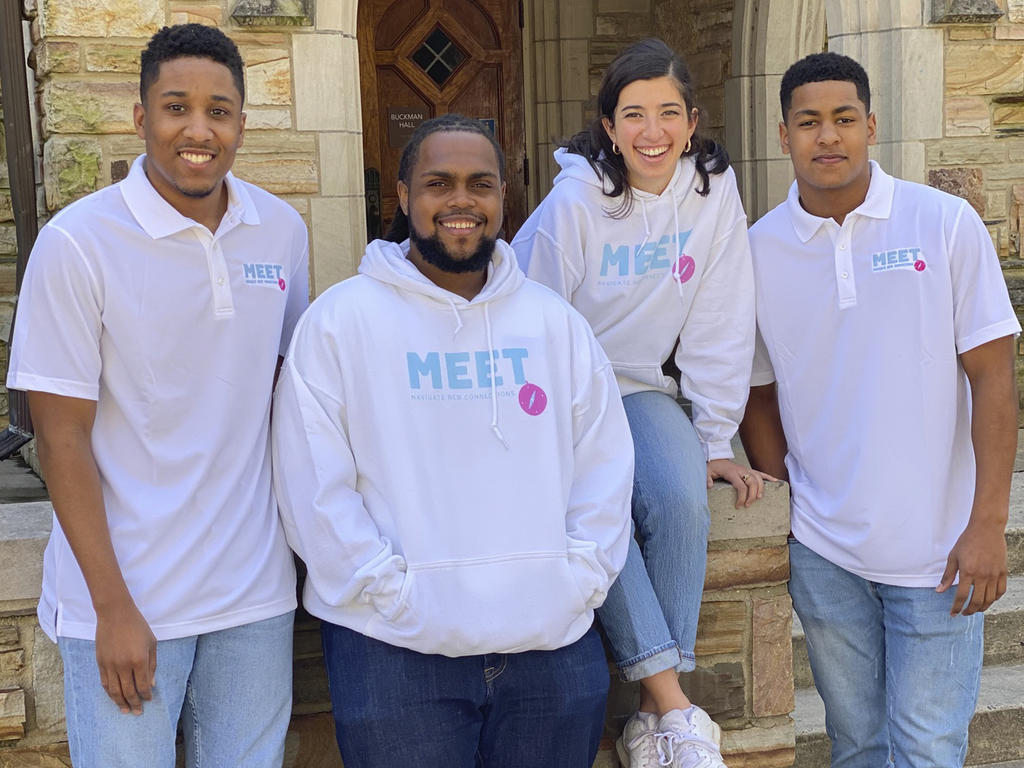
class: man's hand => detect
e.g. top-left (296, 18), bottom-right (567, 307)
top-left (707, 458), bottom-right (779, 509)
top-left (94, 599), bottom-right (157, 715)
top-left (937, 520), bottom-right (1008, 615)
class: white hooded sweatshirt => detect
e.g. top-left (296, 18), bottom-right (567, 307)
top-left (271, 238), bottom-right (633, 656)
top-left (511, 149), bottom-right (755, 461)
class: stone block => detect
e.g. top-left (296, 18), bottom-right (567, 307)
top-left (40, 0), bottom-right (161, 37)
top-left (293, 34), bottom-right (360, 132)
top-left (0, 650), bottom-right (24, 677)
top-left (949, 26), bottom-right (992, 39)
top-left (319, 132), bottom-right (364, 198)
top-left (43, 80), bottom-right (137, 135)
top-left (995, 24), bottom-right (1024, 39)
top-left (694, 600), bottom-right (746, 656)
top-left (84, 44), bottom-right (141, 73)
top-left (32, 627), bottom-right (64, 736)
top-left (707, 480), bottom-right (789, 543)
top-left (926, 139), bottom-right (1007, 166)
top-left (995, 103), bottom-right (1024, 129)
top-left (43, 136), bottom-right (102, 212)
top-left (752, 595), bottom-right (794, 717)
top-left (721, 720), bottom-right (796, 767)
top-left (0, 628), bottom-right (18, 648)
top-left (231, 156), bottom-right (317, 195)
top-left (0, 687), bottom-right (25, 741)
top-left (244, 49), bottom-right (292, 106)
top-left (35, 42), bottom-right (80, 75)
top-left (170, 4), bottom-right (222, 25)
top-left (597, 0), bottom-right (648, 11)
top-left (705, 545), bottom-right (789, 590)
top-left (928, 167), bottom-right (986, 216)
top-left (945, 43), bottom-right (1024, 95)
top-left (0, 746), bottom-right (72, 768)
top-left (678, 661), bottom-right (745, 719)
top-left (0, 503), bottom-right (52, 604)
top-left (0, 193), bottom-right (11, 224)
top-left (1012, 0), bottom-right (1024, 22)
top-left (283, 712), bottom-right (342, 768)
top-left (315, 0), bottom-right (355, 33)
top-left (244, 108), bottom-right (292, 130)
top-left (945, 95), bottom-right (990, 136)
top-left (310, 196), bottom-right (365, 295)
top-left (0, 227), bottom-right (15, 259)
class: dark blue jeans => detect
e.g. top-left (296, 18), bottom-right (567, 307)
top-left (321, 621), bottom-right (609, 767)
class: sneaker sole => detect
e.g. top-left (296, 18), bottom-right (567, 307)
top-left (709, 719), bottom-right (722, 748)
top-left (615, 736), bottom-right (630, 767)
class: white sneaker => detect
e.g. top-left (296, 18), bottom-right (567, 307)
top-left (653, 706), bottom-right (727, 768)
top-left (616, 710), bottom-right (660, 767)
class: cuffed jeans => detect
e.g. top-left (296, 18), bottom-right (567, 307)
top-left (596, 390), bottom-right (710, 681)
top-left (790, 539), bottom-right (983, 767)
top-left (321, 621), bottom-right (608, 767)
top-left (58, 610), bottom-right (294, 768)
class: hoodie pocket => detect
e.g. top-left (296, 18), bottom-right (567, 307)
top-left (612, 361), bottom-right (667, 390)
top-left (370, 553), bottom-right (590, 656)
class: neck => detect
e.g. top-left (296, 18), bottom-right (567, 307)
top-left (407, 248), bottom-right (487, 300)
top-left (796, 165), bottom-right (871, 226)
top-left (180, 185), bottom-right (229, 234)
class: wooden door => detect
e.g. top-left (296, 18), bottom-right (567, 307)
top-left (357, 0), bottom-right (527, 241)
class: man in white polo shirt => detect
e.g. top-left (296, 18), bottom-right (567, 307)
top-left (7, 24), bottom-right (308, 767)
top-left (740, 52), bottom-right (1019, 766)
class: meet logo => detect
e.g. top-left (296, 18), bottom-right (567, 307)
top-left (407, 347), bottom-right (547, 414)
top-left (243, 262), bottom-right (287, 291)
top-left (598, 230), bottom-right (693, 286)
top-left (870, 247), bottom-right (926, 274)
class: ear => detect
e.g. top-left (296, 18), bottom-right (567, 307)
top-left (133, 102), bottom-right (146, 140)
top-left (238, 111), bottom-right (246, 149)
top-left (778, 120), bottom-right (790, 156)
top-left (601, 116), bottom-right (615, 144)
top-left (688, 107), bottom-right (699, 141)
top-left (397, 179), bottom-right (410, 216)
top-left (866, 112), bottom-right (877, 146)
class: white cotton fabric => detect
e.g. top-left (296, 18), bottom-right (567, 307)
top-left (271, 238), bottom-right (634, 656)
top-left (7, 155), bottom-right (308, 640)
top-left (511, 149), bottom-right (755, 461)
top-left (749, 161), bottom-right (1021, 586)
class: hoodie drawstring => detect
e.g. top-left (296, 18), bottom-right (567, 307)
top-left (446, 297), bottom-right (464, 337)
top-left (483, 303), bottom-right (509, 449)
top-left (637, 197), bottom-right (652, 254)
top-left (670, 189), bottom-right (684, 299)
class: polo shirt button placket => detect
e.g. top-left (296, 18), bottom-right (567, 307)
top-left (835, 231), bottom-right (856, 308)
top-left (208, 239), bottom-right (235, 317)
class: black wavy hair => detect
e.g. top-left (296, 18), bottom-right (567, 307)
top-left (780, 52), bottom-right (871, 120)
top-left (385, 113), bottom-right (506, 242)
top-left (563, 38), bottom-right (728, 217)
top-left (140, 24), bottom-right (245, 104)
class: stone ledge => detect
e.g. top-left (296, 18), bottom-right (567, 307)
top-left (0, 503), bottom-right (52, 605)
top-left (708, 480), bottom-right (790, 543)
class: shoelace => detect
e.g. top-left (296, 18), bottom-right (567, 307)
top-left (655, 727), bottom-right (722, 767)
top-left (626, 728), bottom-right (660, 765)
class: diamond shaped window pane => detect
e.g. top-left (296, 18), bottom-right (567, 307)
top-left (411, 26), bottom-right (465, 86)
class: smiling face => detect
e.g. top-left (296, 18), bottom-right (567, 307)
top-left (780, 79), bottom-right (876, 221)
top-left (602, 75), bottom-right (697, 195)
top-left (133, 55), bottom-right (245, 226)
top-left (398, 130), bottom-right (505, 278)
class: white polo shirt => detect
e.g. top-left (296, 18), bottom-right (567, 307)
top-left (8, 155), bottom-right (309, 640)
top-left (749, 161), bottom-right (1020, 587)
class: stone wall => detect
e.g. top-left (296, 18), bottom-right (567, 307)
top-left (927, 4), bottom-right (1024, 411)
top-left (0, 82), bottom-right (13, 433)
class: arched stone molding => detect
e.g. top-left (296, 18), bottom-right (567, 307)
top-left (297, 0), bottom-right (365, 295)
top-left (727, 0), bottom-right (944, 220)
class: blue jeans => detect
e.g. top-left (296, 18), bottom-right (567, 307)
top-left (789, 539), bottom-right (983, 767)
top-left (596, 390), bottom-right (709, 681)
top-left (321, 621), bottom-right (608, 767)
top-left (59, 611), bottom-right (294, 768)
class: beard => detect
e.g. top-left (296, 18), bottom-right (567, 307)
top-left (409, 221), bottom-right (495, 274)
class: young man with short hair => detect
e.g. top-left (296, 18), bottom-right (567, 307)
top-left (8, 24), bottom-right (308, 767)
top-left (740, 52), bottom-right (1019, 766)
top-left (271, 113), bottom-right (634, 768)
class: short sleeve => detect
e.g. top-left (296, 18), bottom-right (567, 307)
top-left (750, 325), bottom-right (776, 387)
top-left (7, 224), bottom-right (103, 400)
top-left (280, 231), bottom-right (310, 357)
top-left (949, 202), bottom-right (1021, 354)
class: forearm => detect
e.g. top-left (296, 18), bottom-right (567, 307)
top-left (739, 383), bottom-right (789, 480)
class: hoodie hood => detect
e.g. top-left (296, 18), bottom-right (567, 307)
top-left (551, 147), bottom-right (698, 201)
top-left (358, 237), bottom-right (525, 305)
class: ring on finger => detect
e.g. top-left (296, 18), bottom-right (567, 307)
top-left (741, 474), bottom-right (751, 482)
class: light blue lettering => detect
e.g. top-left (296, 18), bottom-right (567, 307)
top-left (886, 251), bottom-right (899, 266)
top-left (634, 241), bottom-right (658, 275)
top-left (407, 352), bottom-right (442, 389)
top-left (244, 263), bottom-right (258, 279)
top-left (601, 244), bottom-right (630, 277)
top-left (649, 236), bottom-right (671, 271)
top-left (475, 350), bottom-right (503, 387)
top-left (502, 348), bottom-right (528, 385)
top-left (445, 352), bottom-right (472, 389)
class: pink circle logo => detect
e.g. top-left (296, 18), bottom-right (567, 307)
top-left (913, 260), bottom-right (926, 272)
top-left (278, 277), bottom-right (287, 291)
top-left (673, 254), bottom-right (695, 284)
top-left (518, 382), bottom-right (547, 416)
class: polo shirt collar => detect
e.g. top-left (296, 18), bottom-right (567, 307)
top-left (121, 154), bottom-right (260, 239)
top-left (786, 160), bottom-right (895, 243)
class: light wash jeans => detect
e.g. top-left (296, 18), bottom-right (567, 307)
top-left (58, 610), bottom-right (294, 768)
top-left (789, 539), bottom-right (983, 768)
top-left (596, 390), bottom-right (710, 681)
top-left (321, 622), bottom-right (609, 768)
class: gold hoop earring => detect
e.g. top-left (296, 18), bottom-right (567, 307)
top-left (612, 142), bottom-right (621, 155)
top-left (685, 138), bottom-right (692, 153)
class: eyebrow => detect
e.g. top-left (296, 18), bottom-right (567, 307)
top-left (418, 170), bottom-right (499, 180)
top-left (159, 90), bottom-right (236, 104)
top-left (792, 105), bottom-right (860, 118)
top-left (618, 101), bottom-right (684, 112)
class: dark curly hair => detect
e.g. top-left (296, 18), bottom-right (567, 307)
top-left (140, 24), bottom-right (245, 104)
top-left (563, 38), bottom-right (728, 217)
top-left (780, 52), bottom-right (871, 121)
top-left (385, 113), bottom-right (506, 242)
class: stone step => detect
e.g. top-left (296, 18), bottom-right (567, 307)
top-left (793, 663), bottom-right (1024, 767)
top-left (791, 574), bottom-right (1024, 690)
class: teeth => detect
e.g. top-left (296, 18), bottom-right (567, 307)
top-left (443, 221), bottom-right (477, 230)
top-left (636, 147), bottom-right (668, 157)
top-left (180, 152), bottom-right (212, 165)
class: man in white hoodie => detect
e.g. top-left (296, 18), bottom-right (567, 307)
top-left (272, 113), bottom-right (634, 768)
